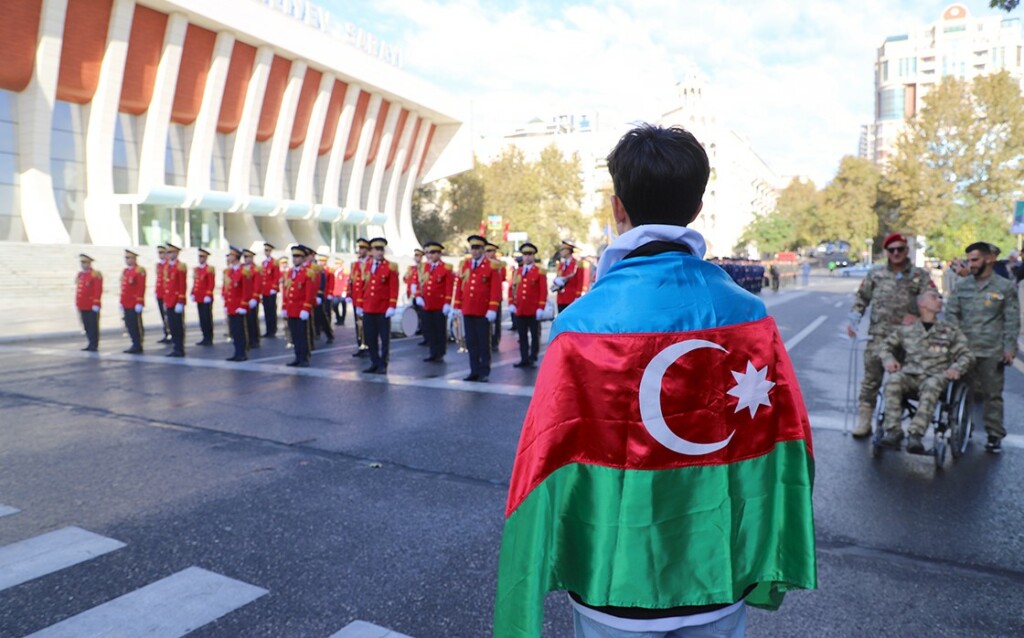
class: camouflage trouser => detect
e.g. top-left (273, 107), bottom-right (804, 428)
top-left (883, 372), bottom-right (946, 435)
top-left (970, 356), bottom-right (1006, 440)
top-left (858, 341), bottom-right (886, 407)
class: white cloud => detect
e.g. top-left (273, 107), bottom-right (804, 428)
top-left (330, 0), bottom-right (1009, 185)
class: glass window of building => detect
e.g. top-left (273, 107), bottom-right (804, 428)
top-left (189, 209), bottom-right (223, 250)
top-left (165, 124), bottom-right (189, 187)
top-left (879, 87), bottom-right (905, 121)
top-left (50, 100), bottom-right (88, 242)
top-left (0, 90), bottom-right (23, 241)
top-left (251, 141), bottom-right (268, 196)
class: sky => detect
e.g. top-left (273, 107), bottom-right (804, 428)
top-left (318, 0), bottom-right (1011, 186)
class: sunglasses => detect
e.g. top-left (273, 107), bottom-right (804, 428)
top-left (886, 246), bottom-right (908, 254)
top-left (427, 250), bottom-right (441, 254)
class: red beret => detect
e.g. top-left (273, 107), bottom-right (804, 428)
top-left (882, 233), bottom-right (906, 248)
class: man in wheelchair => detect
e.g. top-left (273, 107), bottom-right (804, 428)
top-left (878, 289), bottom-right (975, 453)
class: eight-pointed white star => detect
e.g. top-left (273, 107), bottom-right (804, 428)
top-left (727, 361), bottom-right (775, 418)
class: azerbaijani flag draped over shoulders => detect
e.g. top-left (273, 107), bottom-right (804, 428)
top-left (494, 226), bottom-right (816, 637)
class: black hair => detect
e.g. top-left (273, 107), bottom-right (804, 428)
top-left (606, 123), bottom-right (710, 227)
top-left (965, 242), bottom-right (994, 255)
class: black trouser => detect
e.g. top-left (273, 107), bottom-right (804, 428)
top-left (363, 313), bottom-right (390, 369)
top-left (167, 307), bottom-right (185, 355)
top-left (490, 301), bottom-right (502, 349)
top-left (423, 310), bottom-right (447, 359)
top-left (262, 294), bottom-right (278, 337)
top-left (315, 299), bottom-right (333, 341)
top-left (80, 309), bottom-right (99, 349)
top-left (247, 302), bottom-right (260, 347)
top-left (464, 315), bottom-right (491, 378)
top-left (288, 317), bottom-right (310, 364)
top-left (123, 307), bottom-right (143, 351)
top-left (196, 302), bottom-right (213, 344)
top-left (510, 312), bottom-right (519, 332)
top-left (156, 297), bottom-right (169, 338)
top-left (333, 298), bottom-right (346, 325)
top-left (557, 303), bottom-right (570, 313)
top-left (517, 315), bottom-right (541, 363)
top-left (229, 314), bottom-right (247, 359)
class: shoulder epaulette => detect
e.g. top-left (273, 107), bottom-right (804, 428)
top-left (94, 270), bottom-right (102, 278)
top-left (177, 261), bottom-right (188, 272)
top-left (490, 258), bottom-right (503, 268)
top-left (254, 265), bottom-right (264, 274)
top-left (138, 266), bottom-right (146, 275)
top-left (389, 262), bottom-right (398, 272)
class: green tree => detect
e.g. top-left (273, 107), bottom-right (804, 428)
top-left (735, 211), bottom-right (796, 257)
top-left (991, 0), bottom-right (1019, 11)
top-left (818, 156), bottom-right (881, 247)
top-left (445, 167), bottom-right (485, 238)
top-left (773, 177), bottom-right (820, 247)
top-left (411, 183), bottom-right (446, 245)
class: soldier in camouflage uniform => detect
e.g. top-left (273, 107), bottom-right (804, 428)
top-left (946, 241), bottom-right (1021, 454)
top-left (878, 289), bottom-right (974, 453)
top-left (848, 233), bottom-right (934, 437)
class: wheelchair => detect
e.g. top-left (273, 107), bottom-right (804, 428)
top-left (869, 376), bottom-right (974, 468)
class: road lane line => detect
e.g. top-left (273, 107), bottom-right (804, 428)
top-left (0, 505), bottom-right (19, 518)
top-left (329, 620), bottom-right (414, 638)
top-left (762, 290), bottom-right (810, 309)
top-left (784, 315), bottom-right (829, 352)
top-left (834, 300), bottom-right (844, 308)
top-left (1013, 358), bottom-right (1024, 376)
top-left (27, 566), bottom-right (268, 638)
top-left (0, 527), bottom-right (125, 592)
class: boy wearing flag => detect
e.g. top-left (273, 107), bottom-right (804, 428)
top-left (495, 124), bottom-right (816, 637)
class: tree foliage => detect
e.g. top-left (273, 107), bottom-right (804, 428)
top-left (991, 0), bottom-right (1019, 12)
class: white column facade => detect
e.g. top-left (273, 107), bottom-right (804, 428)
top-left (135, 12), bottom-right (187, 195)
top-left (185, 31), bottom-right (234, 196)
top-left (383, 112), bottom-right (420, 253)
top-left (320, 84), bottom-right (360, 208)
top-left (262, 60), bottom-right (305, 200)
top-left (397, 121), bottom-right (433, 252)
top-left (364, 103), bottom-right (402, 216)
top-left (343, 93), bottom-right (382, 211)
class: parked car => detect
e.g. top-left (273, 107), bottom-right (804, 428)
top-left (839, 264), bottom-right (873, 278)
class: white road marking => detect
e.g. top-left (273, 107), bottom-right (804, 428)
top-left (0, 505), bottom-right (19, 518)
top-left (784, 315), bottom-right (829, 352)
top-left (0, 527), bottom-right (125, 592)
top-left (27, 566), bottom-right (267, 638)
top-left (1013, 358), bottom-right (1024, 376)
top-left (329, 620), bottom-right (413, 638)
top-left (762, 290), bottom-right (810, 309)
top-left (834, 300), bottom-right (844, 308)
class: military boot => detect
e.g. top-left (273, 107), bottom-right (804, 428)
top-left (880, 428), bottom-right (904, 449)
top-left (906, 433), bottom-right (926, 454)
top-left (852, 403), bottom-right (874, 438)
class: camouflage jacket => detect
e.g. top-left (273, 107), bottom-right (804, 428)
top-left (849, 263), bottom-right (933, 336)
top-left (879, 319), bottom-right (974, 377)
top-left (946, 274), bottom-right (1021, 357)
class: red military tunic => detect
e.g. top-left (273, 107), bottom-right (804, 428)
top-left (239, 264), bottom-right (256, 308)
top-left (419, 261), bottom-right (454, 311)
top-left (191, 264), bottom-right (215, 303)
top-left (261, 256), bottom-right (281, 296)
top-left (155, 260), bottom-right (167, 300)
top-left (555, 256), bottom-right (582, 306)
top-left (333, 267), bottom-right (349, 299)
top-left (349, 257), bottom-right (369, 307)
top-left (510, 264), bottom-right (547, 316)
top-left (358, 259), bottom-right (399, 314)
top-left (76, 270), bottom-right (103, 311)
top-left (162, 260), bottom-right (188, 308)
top-left (224, 265), bottom-right (247, 315)
top-left (579, 259), bottom-right (592, 295)
top-left (453, 256), bottom-right (502, 317)
top-left (403, 264), bottom-right (420, 299)
top-left (120, 265), bottom-right (146, 309)
top-left (283, 264), bottom-right (317, 318)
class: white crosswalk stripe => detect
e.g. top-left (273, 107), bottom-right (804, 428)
top-left (26, 566), bottom-right (268, 638)
top-left (0, 504), bottom-right (20, 518)
top-left (329, 620), bottom-right (414, 638)
top-left (0, 526), bottom-right (125, 592)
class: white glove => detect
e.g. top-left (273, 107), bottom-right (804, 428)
top-left (385, 308), bottom-right (395, 318)
top-left (486, 310), bottom-right (497, 322)
top-left (299, 309), bottom-right (309, 320)
top-left (91, 305), bottom-right (100, 313)
top-left (190, 295), bottom-right (196, 302)
top-left (204, 296), bottom-right (212, 303)
top-left (237, 307), bottom-right (247, 315)
top-left (327, 295), bottom-right (334, 301)
top-left (174, 303), bottom-right (183, 314)
top-left (356, 308), bottom-right (364, 317)
top-left (410, 283), bottom-right (418, 295)
top-left (249, 299), bottom-right (257, 309)
top-left (134, 304), bottom-right (143, 313)
top-left (508, 304), bottom-right (517, 315)
top-left (442, 303), bottom-right (451, 316)
top-left (345, 297), bottom-right (353, 304)
top-left (316, 297), bottom-right (322, 306)
top-left (536, 309), bottom-right (544, 319)
top-left (270, 289), bottom-right (277, 296)
top-left (280, 310), bottom-right (288, 319)
top-left (415, 296), bottom-right (424, 307)
top-left (553, 276), bottom-right (566, 287)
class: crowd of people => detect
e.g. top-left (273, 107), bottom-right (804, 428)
top-left (73, 236), bottom-right (596, 381)
top-left (848, 233), bottom-right (1020, 454)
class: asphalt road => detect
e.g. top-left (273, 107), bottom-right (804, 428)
top-left (1, 275), bottom-right (1023, 637)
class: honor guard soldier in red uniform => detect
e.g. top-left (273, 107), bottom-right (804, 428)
top-left (192, 248), bottom-right (216, 346)
top-left (485, 242), bottom-right (505, 352)
top-left (349, 238), bottom-right (371, 357)
top-left (332, 259), bottom-right (348, 326)
top-left (416, 242), bottom-right (454, 362)
top-left (357, 237), bottom-right (399, 374)
top-left (552, 240), bottom-right (582, 313)
top-left (76, 254), bottom-right (103, 351)
top-left (314, 253), bottom-right (335, 344)
top-left (121, 249), bottom-right (146, 354)
top-left (510, 242), bottom-right (547, 368)
top-left (162, 243), bottom-right (187, 357)
top-left (404, 248), bottom-right (425, 342)
top-left (155, 245), bottom-right (170, 342)
top-left (224, 246), bottom-right (250, 361)
top-left (242, 249), bottom-right (263, 349)
top-left (453, 235), bottom-right (503, 382)
top-left (284, 245), bottom-right (317, 367)
top-left (261, 242), bottom-right (281, 338)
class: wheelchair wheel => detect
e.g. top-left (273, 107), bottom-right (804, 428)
top-left (949, 383), bottom-right (973, 459)
top-left (933, 435), bottom-right (947, 468)
top-left (871, 391), bottom-right (886, 458)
